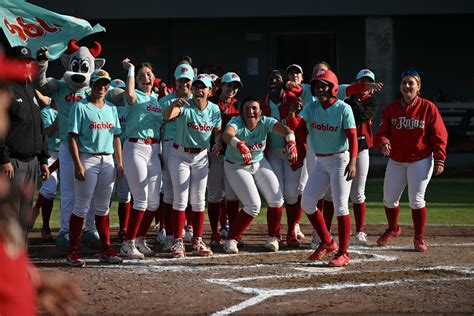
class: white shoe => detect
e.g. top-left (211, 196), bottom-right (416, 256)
top-left (192, 237), bottom-right (213, 256)
top-left (135, 236), bottom-right (155, 256)
top-left (184, 225), bottom-right (193, 243)
top-left (224, 239), bottom-right (239, 254)
top-left (355, 231), bottom-right (368, 245)
top-left (172, 238), bottom-right (185, 258)
top-left (295, 223), bottom-right (305, 239)
top-left (264, 236), bottom-right (280, 252)
top-left (163, 235), bottom-right (174, 252)
top-left (156, 228), bottom-right (166, 244)
top-left (310, 230), bottom-right (321, 249)
top-left (120, 240), bottom-right (145, 259)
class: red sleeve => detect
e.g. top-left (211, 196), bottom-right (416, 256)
top-left (287, 116), bottom-right (306, 131)
top-left (374, 103), bottom-right (392, 149)
top-left (345, 82), bottom-right (367, 97)
top-left (287, 85), bottom-right (303, 97)
top-left (428, 103), bottom-right (448, 164)
top-left (345, 128), bottom-right (358, 158)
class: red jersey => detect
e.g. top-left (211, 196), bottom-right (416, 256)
top-left (375, 97), bottom-right (448, 164)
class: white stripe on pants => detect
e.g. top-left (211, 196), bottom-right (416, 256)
top-left (224, 158), bottom-right (283, 217)
top-left (39, 151), bottom-right (59, 200)
top-left (301, 152), bottom-right (352, 216)
top-left (161, 140), bottom-right (174, 205)
top-left (72, 154), bottom-right (115, 218)
top-left (207, 154), bottom-right (238, 203)
top-left (383, 156), bottom-right (434, 209)
top-left (350, 149), bottom-right (370, 203)
top-left (123, 140), bottom-right (161, 211)
top-left (168, 147), bottom-right (208, 211)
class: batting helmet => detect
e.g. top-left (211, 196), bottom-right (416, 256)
top-left (310, 69), bottom-right (339, 97)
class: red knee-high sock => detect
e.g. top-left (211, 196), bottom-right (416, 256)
top-left (118, 202), bottom-right (131, 232)
top-left (192, 210), bottom-right (205, 238)
top-left (307, 211), bottom-right (332, 244)
top-left (95, 214), bottom-right (111, 250)
top-left (412, 207), bottom-right (426, 239)
top-left (353, 202), bottom-right (366, 233)
top-left (220, 199), bottom-right (228, 227)
top-left (337, 214), bottom-right (351, 254)
top-left (155, 193), bottom-right (164, 226)
top-left (185, 204), bottom-right (192, 226)
top-left (295, 195), bottom-right (303, 224)
top-left (172, 209), bottom-right (186, 239)
top-left (163, 202), bottom-right (173, 235)
top-left (267, 206), bottom-right (283, 237)
top-left (207, 202), bottom-right (221, 234)
top-left (69, 214), bottom-right (84, 250)
top-left (385, 206), bottom-right (400, 230)
top-left (126, 208), bottom-right (145, 241)
top-left (228, 211), bottom-right (254, 241)
top-left (137, 210), bottom-right (156, 237)
top-left (41, 197), bottom-right (54, 230)
top-left (286, 203), bottom-right (299, 235)
top-left (322, 200), bottom-right (334, 232)
top-left (226, 200), bottom-right (240, 229)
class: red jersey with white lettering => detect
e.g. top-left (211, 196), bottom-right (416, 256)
top-left (376, 97), bottom-right (448, 164)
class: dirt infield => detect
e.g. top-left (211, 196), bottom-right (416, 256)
top-left (28, 224), bottom-right (474, 315)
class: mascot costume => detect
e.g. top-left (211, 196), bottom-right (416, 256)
top-left (36, 39), bottom-right (105, 251)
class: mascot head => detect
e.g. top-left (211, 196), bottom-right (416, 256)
top-left (60, 39), bottom-right (106, 91)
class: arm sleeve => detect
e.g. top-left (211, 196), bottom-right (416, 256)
top-left (345, 128), bottom-right (358, 158)
top-left (429, 104), bottom-right (448, 164)
top-left (345, 82), bottom-right (367, 97)
top-left (68, 104), bottom-right (81, 135)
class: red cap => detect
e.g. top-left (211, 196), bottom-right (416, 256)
top-left (310, 69), bottom-right (339, 97)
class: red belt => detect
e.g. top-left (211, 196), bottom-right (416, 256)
top-left (173, 143), bottom-right (206, 154)
top-left (128, 138), bottom-right (160, 144)
top-left (315, 151), bottom-right (346, 157)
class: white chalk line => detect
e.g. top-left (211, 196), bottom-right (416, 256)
top-left (209, 265), bottom-right (474, 316)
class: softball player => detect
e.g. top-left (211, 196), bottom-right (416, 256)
top-left (207, 72), bottom-right (242, 247)
top-left (222, 97), bottom-right (298, 254)
top-left (158, 64), bottom-right (194, 251)
top-left (66, 69), bottom-right (123, 267)
top-left (376, 70), bottom-right (447, 252)
top-left (287, 69), bottom-right (358, 267)
top-left (119, 59), bottom-right (163, 259)
top-left (163, 74), bottom-right (222, 258)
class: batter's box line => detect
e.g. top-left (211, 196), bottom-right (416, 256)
top-left (208, 265), bottom-right (474, 316)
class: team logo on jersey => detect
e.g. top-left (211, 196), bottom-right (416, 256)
top-left (187, 121), bottom-right (213, 132)
top-left (65, 93), bottom-right (83, 103)
top-left (89, 122), bottom-right (115, 129)
top-left (146, 104), bottom-right (162, 113)
top-left (248, 143), bottom-right (264, 150)
top-left (392, 117), bottom-right (425, 130)
top-left (311, 122), bottom-right (339, 132)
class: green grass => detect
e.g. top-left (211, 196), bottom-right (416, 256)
top-left (32, 178), bottom-right (474, 230)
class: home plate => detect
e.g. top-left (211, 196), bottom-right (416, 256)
top-left (293, 267), bottom-right (344, 273)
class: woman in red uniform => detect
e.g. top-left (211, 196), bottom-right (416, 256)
top-left (375, 70), bottom-right (448, 252)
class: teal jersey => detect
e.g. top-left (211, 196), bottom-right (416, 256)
top-left (51, 80), bottom-right (90, 143)
top-left (159, 92), bottom-right (192, 141)
top-left (267, 100), bottom-right (285, 148)
top-left (68, 99), bottom-right (121, 154)
top-left (174, 99), bottom-right (221, 148)
top-left (116, 106), bottom-right (127, 143)
top-left (299, 99), bottom-right (356, 155)
top-left (40, 106), bottom-right (60, 152)
top-left (123, 89), bottom-right (162, 139)
top-left (301, 83), bottom-right (349, 106)
top-left (225, 116), bottom-right (277, 164)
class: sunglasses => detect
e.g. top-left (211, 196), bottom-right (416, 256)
top-left (401, 70), bottom-right (420, 78)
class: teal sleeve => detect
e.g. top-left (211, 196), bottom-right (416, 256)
top-left (68, 104), bottom-right (81, 134)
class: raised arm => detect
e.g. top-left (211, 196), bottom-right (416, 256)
top-left (163, 98), bottom-right (189, 121)
top-left (34, 47), bottom-right (59, 96)
top-left (122, 58), bottom-right (137, 105)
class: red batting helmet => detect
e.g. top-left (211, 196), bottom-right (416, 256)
top-left (310, 69), bottom-right (339, 97)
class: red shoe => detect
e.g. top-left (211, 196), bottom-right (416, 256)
top-left (376, 226), bottom-right (401, 246)
top-left (66, 247), bottom-right (85, 267)
top-left (329, 252), bottom-right (350, 267)
top-left (192, 237), bottom-right (213, 256)
top-left (414, 237), bottom-right (428, 252)
top-left (172, 239), bottom-right (185, 258)
top-left (308, 239), bottom-right (337, 261)
top-left (100, 248), bottom-right (123, 264)
top-left (286, 234), bottom-right (300, 248)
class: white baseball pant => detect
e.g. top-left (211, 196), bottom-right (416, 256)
top-left (301, 152), bottom-right (352, 216)
top-left (350, 149), bottom-right (369, 203)
top-left (267, 147), bottom-right (302, 205)
top-left (224, 158), bottom-right (284, 217)
top-left (161, 140), bottom-right (174, 205)
top-left (122, 140), bottom-right (161, 211)
top-left (39, 151), bottom-right (59, 200)
top-left (383, 155), bottom-right (434, 209)
top-left (72, 154), bottom-right (115, 218)
top-left (207, 154), bottom-right (238, 203)
top-left (168, 147), bottom-right (208, 212)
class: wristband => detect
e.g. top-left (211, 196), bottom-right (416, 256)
top-left (127, 67), bottom-right (135, 77)
top-left (230, 137), bottom-right (241, 148)
top-left (285, 133), bottom-right (296, 142)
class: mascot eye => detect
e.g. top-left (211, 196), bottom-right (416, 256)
top-left (71, 60), bottom-right (80, 72)
top-left (80, 61), bottom-right (90, 73)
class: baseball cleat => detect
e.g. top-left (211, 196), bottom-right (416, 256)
top-left (264, 236), bottom-right (280, 252)
top-left (135, 236), bottom-right (155, 256)
top-left (286, 233), bottom-right (300, 248)
top-left (100, 248), bottom-right (123, 264)
top-left (355, 232), bottom-right (368, 245)
top-left (192, 237), bottom-right (213, 256)
top-left (224, 239), bottom-right (239, 254)
top-left (66, 247), bottom-right (85, 267)
top-left (376, 226), bottom-right (401, 246)
top-left (414, 237), bottom-right (428, 252)
top-left (308, 239), bottom-right (337, 261)
top-left (172, 239), bottom-right (185, 258)
top-left (295, 223), bottom-right (305, 239)
top-left (162, 235), bottom-right (174, 252)
top-left (328, 252), bottom-right (350, 267)
top-left (120, 240), bottom-right (145, 259)
top-left (184, 225), bottom-right (193, 243)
